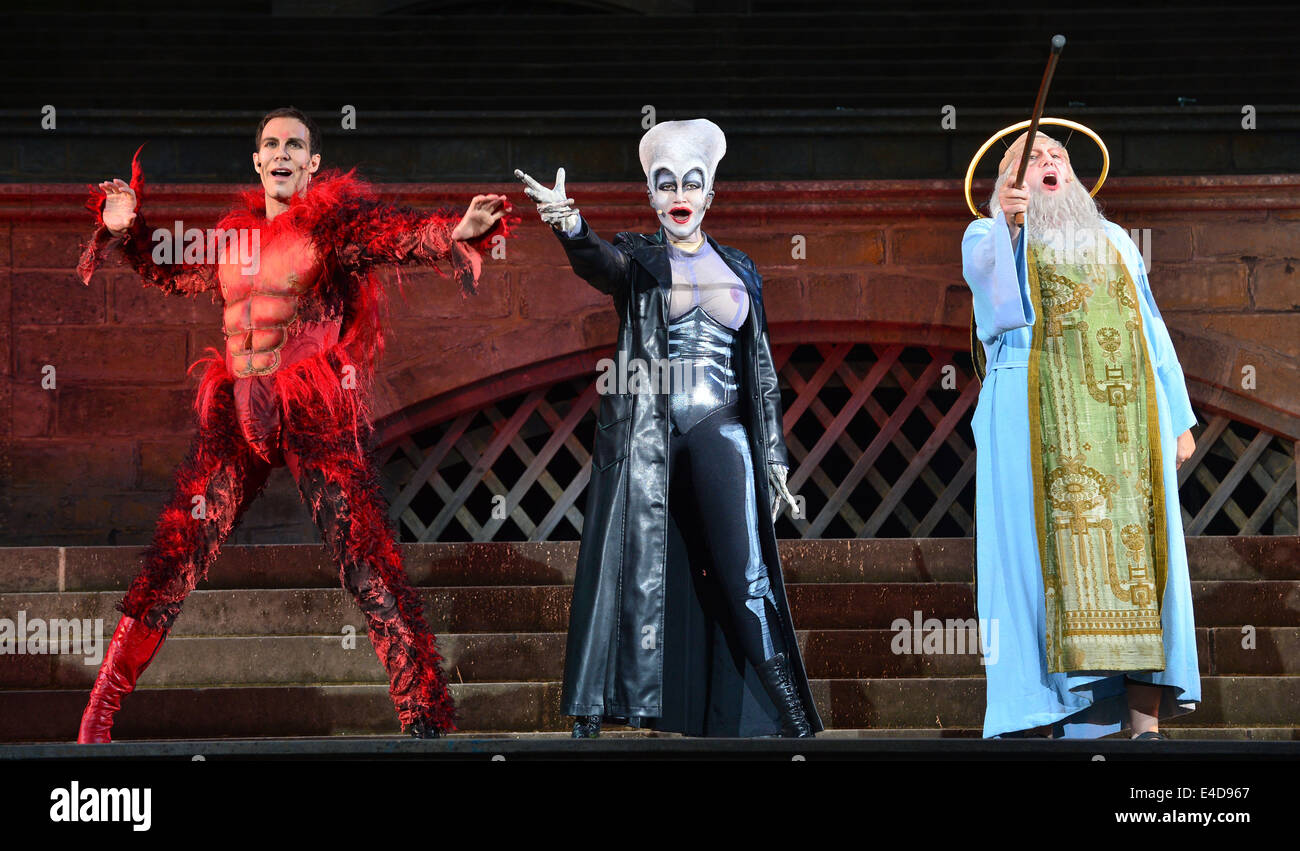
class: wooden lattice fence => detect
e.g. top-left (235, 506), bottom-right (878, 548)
top-left (378, 342), bottom-right (1299, 541)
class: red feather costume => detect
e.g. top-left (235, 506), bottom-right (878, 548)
top-left (75, 148), bottom-right (513, 740)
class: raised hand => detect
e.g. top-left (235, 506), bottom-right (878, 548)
top-left (998, 181), bottom-right (1029, 221)
top-left (451, 194), bottom-right (510, 242)
top-left (98, 178), bottom-right (138, 236)
top-left (514, 167), bottom-right (580, 233)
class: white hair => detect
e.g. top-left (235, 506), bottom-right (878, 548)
top-left (988, 148), bottom-right (1114, 267)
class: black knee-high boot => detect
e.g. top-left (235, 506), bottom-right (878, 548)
top-left (756, 652), bottom-right (813, 738)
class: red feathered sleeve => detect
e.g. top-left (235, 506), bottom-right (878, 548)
top-left (332, 189), bottom-right (515, 297)
top-left (76, 144), bottom-right (219, 298)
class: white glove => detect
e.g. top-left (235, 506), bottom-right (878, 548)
top-left (769, 464), bottom-right (797, 522)
top-left (514, 167), bottom-right (581, 234)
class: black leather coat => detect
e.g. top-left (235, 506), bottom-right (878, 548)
top-left (555, 220), bottom-right (823, 736)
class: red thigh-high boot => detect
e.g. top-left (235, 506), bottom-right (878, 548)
top-left (77, 616), bottom-right (168, 743)
top-left (79, 375), bottom-right (270, 742)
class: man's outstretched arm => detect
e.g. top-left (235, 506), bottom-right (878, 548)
top-left (77, 149), bottom-right (219, 298)
top-left (333, 189), bottom-right (512, 296)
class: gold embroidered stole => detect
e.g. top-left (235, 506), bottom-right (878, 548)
top-left (1026, 238), bottom-right (1167, 674)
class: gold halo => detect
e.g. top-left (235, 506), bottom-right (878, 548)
top-left (963, 117), bottom-right (1109, 218)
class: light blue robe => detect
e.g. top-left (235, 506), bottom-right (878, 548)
top-left (962, 210), bottom-right (1201, 738)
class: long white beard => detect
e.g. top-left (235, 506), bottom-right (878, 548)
top-left (990, 172), bottom-right (1113, 267)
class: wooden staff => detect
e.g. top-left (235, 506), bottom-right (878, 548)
top-left (1013, 34), bottom-right (1066, 224)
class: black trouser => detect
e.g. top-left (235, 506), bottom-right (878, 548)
top-left (668, 402), bottom-right (788, 668)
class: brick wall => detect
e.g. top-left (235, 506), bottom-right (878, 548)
top-left (1, 176), bottom-right (1297, 545)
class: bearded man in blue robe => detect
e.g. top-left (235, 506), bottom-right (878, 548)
top-left (962, 131), bottom-right (1200, 739)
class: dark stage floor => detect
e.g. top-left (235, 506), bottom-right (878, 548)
top-left (5, 736), bottom-right (1299, 761)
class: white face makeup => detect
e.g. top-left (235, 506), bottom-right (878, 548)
top-left (638, 118), bottom-right (726, 244)
top-left (649, 166), bottom-right (711, 241)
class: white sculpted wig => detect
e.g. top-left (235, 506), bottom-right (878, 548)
top-left (639, 118), bottom-right (727, 191)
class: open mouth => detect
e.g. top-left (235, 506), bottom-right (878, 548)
top-left (270, 167), bottom-right (293, 179)
top-left (668, 206), bottom-right (692, 224)
top-left (1042, 173), bottom-right (1059, 188)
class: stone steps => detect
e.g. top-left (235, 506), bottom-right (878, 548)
top-left (4, 627), bottom-right (1297, 691)
top-left (491, 727), bottom-right (1300, 741)
top-left (4, 537), bottom-right (1294, 593)
top-left (1, 538), bottom-right (1295, 742)
top-left (2, 580), bottom-right (1297, 635)
top-left (4, 677), bottom-right (1297, 742)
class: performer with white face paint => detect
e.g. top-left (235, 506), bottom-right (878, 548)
top-left (516, 119), bottom-right (820, 739)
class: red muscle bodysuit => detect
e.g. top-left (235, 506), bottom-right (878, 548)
top-left (76, 151), bottom-right (511, 737)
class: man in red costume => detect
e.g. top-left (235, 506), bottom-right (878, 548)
top-left (75, 107), bottom-right (511, 741)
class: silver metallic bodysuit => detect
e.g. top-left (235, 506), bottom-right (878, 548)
top-left (664, 239), bottom-right (780, 662)
top-left (668, 306), bottom-right (739, 433)
top-left (666, 239), bottom-right (749, 434)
